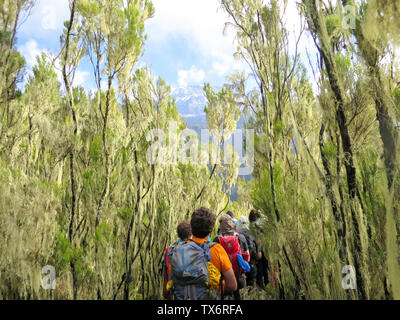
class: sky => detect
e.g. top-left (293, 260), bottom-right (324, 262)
top-left (16, 0), bottom-right (309, 92)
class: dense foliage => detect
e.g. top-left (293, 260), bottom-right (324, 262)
top-left (0, 0), bottom-right (399, 300)
top-left (222, 0), bottom-right (400, 299)
top-left (0, 0), bottom-right (231, 299)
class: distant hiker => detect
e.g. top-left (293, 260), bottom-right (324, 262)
top-left (237, 215), bottom-right (262, 287)
top-left (226, 210), bottom-right (238, 230)
top-left (161, 221), bottom-right (192, 299)
top-left (249, 209), bottom-right (269, 288)
top-left (215, 214), bottom-right (250, 257)
top-left (213, 214), bottom-right (250, 300)
top-left (168, 207), bottom-right (237, 300)
top-left (177, 221), bottom-right (192, 242)
top-left (249, 209), bottom-right (264, 231)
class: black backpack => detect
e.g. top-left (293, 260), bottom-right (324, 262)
top-left (240, 230), bottom-right (258, 262)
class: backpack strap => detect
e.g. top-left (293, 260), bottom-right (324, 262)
top-left (208, 241), bottom-right (217, 249)
top-left (167, 239), bottom-right (184, 256)
top-left (188, 239), bottom-right (214, 257)
top-left (205, 242), bottom-right (224, 300)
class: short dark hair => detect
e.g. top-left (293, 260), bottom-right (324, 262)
top-left (226, 210), bottom-right (235, 218)
top-left (177, 221), bottom-right (192, 240)
top-left (249, 209), bottom-right (261, 222)
top-left (190, 207), bottom-right (216, 238)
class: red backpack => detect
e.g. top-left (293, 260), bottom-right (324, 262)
top-left (161, 242), bottom-right (179, 299)
top-left (218, 233), bottom-right (249, 279)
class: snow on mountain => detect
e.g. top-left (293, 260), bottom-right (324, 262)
top-left (171, 86), bottom-right (253, 195)
top-left (171, 85), bottom-right (208, 127)
top-left (171, 85), bottom-right (249, 130)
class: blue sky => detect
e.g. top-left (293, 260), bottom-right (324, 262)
top-left (16, 0), bottom-right (249, 90)
top-left (141, 0), bottom-right (246, 89)
top-left (16, 0), bottom-right (312, 93)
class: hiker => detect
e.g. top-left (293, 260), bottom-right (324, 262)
top-left (168, 207), bottom-right (237, 300)
top-left (161, 221), bottom-right (192, 299)
top-left (213, 214), bottom-right (250, 300)
top-left (226, 210), bottom-right (238, 230)
top-left (214, 214), bottom-right (249, 257)
top-left (177, 220), bottom-right (192, 242)
top-left (237, 215), bottom-right (262, 287)
top-left (249, 209), bottom-right (269, 288)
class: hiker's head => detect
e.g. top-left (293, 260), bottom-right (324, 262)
top-left (219, 214), bottom-right (236, 234)
top-left (190, 207), bottom-right (216, 238)
top-left (226, 210), bottom-right (235, 218)
top-left (177, 221), bottom-right (192, 241)
top-left (237, 215), bottom-right (250, 231)
top-left (249, 209), bottom-right (261, 222)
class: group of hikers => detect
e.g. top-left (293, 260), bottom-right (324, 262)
top-left (160, 207), bottom-right (270, 300)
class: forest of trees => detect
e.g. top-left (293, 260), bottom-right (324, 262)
top-left (0, 0), bottom-right (399, 300)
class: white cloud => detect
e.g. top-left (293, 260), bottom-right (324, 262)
top-left (147, 0), bottom-right (244, 86)
top-left (211, 54), bottom-right (249, 77)
top-left (72, 70), bottom-right (90, 87)
top-left (282, 1), bottom-right (303, 37)
top-left (19, 0), bottom-right (70, 37)
top-left (145, 0), bottom-right (304, 88)
top-left (178, 66), bottom-right (205, 87)
top-left (41, 5), bottom-right (58, 30)
top-left (19, 39), bottom-right (92, 91)
top-left (19, 39), bottom-right (50, 68)
top-left (146, 0), bottom-right (236, 59)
